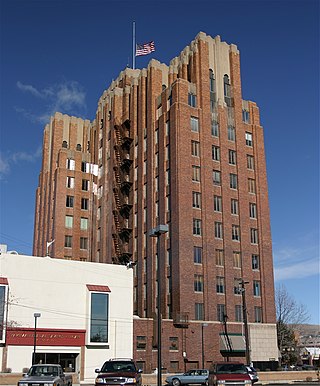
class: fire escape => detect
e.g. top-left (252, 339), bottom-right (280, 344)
top-left (112, 119), bottom-right (133, 265)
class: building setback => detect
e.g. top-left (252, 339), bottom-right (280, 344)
top-left (33, 32), bottom-right (278, 372)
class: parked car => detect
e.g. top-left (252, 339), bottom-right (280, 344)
top-left (245, 366), bottom-right (259, 383)
top-left (17, 364), bottom-right (72, 386)
top-left (165, 369), bottom-right (209, 386)
top-left (208, 362), bottom-right (252, 386)
top-left (95, 358), bottom-right (142, 386)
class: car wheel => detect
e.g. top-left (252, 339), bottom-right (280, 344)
top-left (172, 378), bottom-right (181, 386)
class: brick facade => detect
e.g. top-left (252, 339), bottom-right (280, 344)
top-left (33, 32), bottom-right (278, 372)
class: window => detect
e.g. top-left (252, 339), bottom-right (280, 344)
top-left (230, 174), bottom-right (238, 189)
top-left (213, 170), bottom-right (221, 185)
top-left (248, 178), bottom-right (256, 194)
top-left (66, 195), bottom-right (74, 208)
top-left (212, 146), bottom-right (220, 161)
top-left (169, 337), bottom-right (179, 350)
top-left (192, 166), bottom-right (201, 182)
top-left (193, 191), bottom-right (201, 209)
top-left (81, 161), bottom-right (89, 172)
top-left (191, 116), bottom-right (199, 132)
top-left (228, 150), bottom-right (236, 165)
top-left (81, 198), bottom-right (89, 210)
top-left (223, 74), bottom-right (232, 102)
top-left (252, 254), bottom-right (260, 270)
top-left (254, 306), bottom-right (262, 323)
top-left (188, 93), bottom-right (197, 107)
top-left (215, 249), bottom-right (224, 266)
top-left (253, 280), bottom-right (261, 297)
top-left (194, 246), bottom-right (202, 264)
top-left (234, 278), bottom-right (242, 295)
top-left (81, 217), bottom-right (88, 230)
top-left (194, 275), bottom-right (204, 292)
top-left (245, 132), bottom-right (253, 146)
top-left (66, 158), bottom-right (75, 170)
top-left (217, 304), bottom-right (226, 322)
top-left (232, 225), bottom-right (240, 241)
top-left (193, 219), bottom-right (202, 236)
top-left (228, 126), bottom-right (235, 141)
top-left (251, 228), bottom-right (259, 244)
top-left (137, 336), bottom-right (146, 350)
top-left (216, 276), bottom-right (225, 294)
top-left (242, 110), bottom-right (250, 123)
top-left (166, 121), bottom-right (170, 136)
top-left (212, 121), bottom-right (219, 137)
top-left (66, 176), bottom-right (75, 189)
top-left (195, 303), bottom-right (204, 320)
top-left (214, 195), bottom-right (222, 212)
top-left (65, 235), bottom-right (72, 248)
top-left (233, 251), bottom-right (241, 268)
top-left (191, 140), bottom-right (200, 157)
top-left (65, 215), bottom-right (73, 228)
top-left (235, 305), bottom-right (243, 322)
top-left (231, 199), bottom-right (239, 215)
top-left (215, 222), bottom-right (223, 239)
top-left (247, 155), bottom-right (254, 170)
top-left (249, 203), bottom-right (257, 218)
top-left (0, 286), bottom-right (6, 340)
top-left (209, 70), bottom-right (216, 98)
top-left (82, 179), bottom-right (89, 191)
top-left (90, 292), bottom-right (109, 342)
top-left (80, 237), bottom-right (88, 250)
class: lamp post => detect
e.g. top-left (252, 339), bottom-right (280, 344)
top-left (32, 313), bottom-right (41, 365)
top-left (240, 280), bottom-right (250, 365)
top-left (201, 323), bottom-right (208, 368)
top-left (149, 224), bottom-right (169, 386)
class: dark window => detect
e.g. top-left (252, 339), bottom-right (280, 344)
top-left (212, 146), bottom-right (220, 161)
top-left (217, 304), bottom-right (226, 322)
top-left (136, 336), bottom-right (146, 350)
top-left (212, 121), bottom-right (219, 137)
top-left (230, 174), bottom-right (238, 189)
top-left (214, 195), bottom-right (222, 212)
top-left (254, 306), bottom-right (262, 323)
top-left (188, 93), bottom-right (197, 107)
top-left (169, 337), bottom-right (179, 350)
top-left (229, 150), bottom-right (236, 165)
top-left (242, 110), bottom-right (250, 123)
top-left (232, 225), bottom-right (240, 241)
top-left (66, 195), bottom-right (74, 208)
top-left (235, 305), bottom-right (243, 322)
top-left (253, 280), bottom-right (261, 297)
top-left (193, 219), bottom-right (202, 236)
top-left (80, 237), bottom-right (88, 250)
top-left (192, 191), bottom-right (201, 209)
top-left (245, 132), bottom-right (253, 146)
top-left (192, 166), bottom-right (201, 182)
top-left (195, 303), bottom-right (204, 320)
top-left (90, 292), bottom-right (108, 342)
top-left (194, 247), bottom-right (202, 264)
top-left (82, 179), bottom-right (89, 191)
top-left (216, 276), bottom-right (225, 294)
top-left (213, 170), bottom-right (221, 185)
top-left (64, 235), bottom-right (72, 248)
top-left (234, 278), bottom-right (242, 295)
top-left (223, 75), bottom-right (232, 106)
top-left (81, 198), bottom-right (89, 210)
top-left (252, 254), bottom-right (260, 270)
top-left (194, 274), bottom-right (204, 292)
top-left (215, 222), bottom-right (223, 239)
top-left (191, 140), bottom-right (200, 157)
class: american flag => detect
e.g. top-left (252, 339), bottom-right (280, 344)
top-left (135, 41), bottom-right (155, 56)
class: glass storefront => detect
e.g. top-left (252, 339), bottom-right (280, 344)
top-left (35, 353), bottom-right (78, 372)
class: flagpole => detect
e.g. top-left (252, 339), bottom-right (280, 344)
top-left (132, 21), bottom-right (136, 69)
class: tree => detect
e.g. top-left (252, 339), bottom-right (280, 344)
top-left (275, 284), bottom-right (310, 366)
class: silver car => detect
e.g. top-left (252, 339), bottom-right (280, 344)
top-left (166, 369), bottom-right (209, 386)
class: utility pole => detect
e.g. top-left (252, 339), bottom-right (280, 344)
top-left (240, 280), bottom-right (251, 365)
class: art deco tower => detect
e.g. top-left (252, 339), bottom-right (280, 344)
top-left (34, 32), bottom-right (278, 371)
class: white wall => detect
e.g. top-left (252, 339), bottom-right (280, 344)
top-left (0, 253), bottom-right (133, 380)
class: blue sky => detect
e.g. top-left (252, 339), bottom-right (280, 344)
top-left (0, 0), bottom-right (319, 324)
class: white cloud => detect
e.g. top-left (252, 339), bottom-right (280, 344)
top-left (273, 232), bottom-right (319, 281)
top-left (16, 80), bottom-right (87, 123)
top-left (0, 148), bottom-right (42, 179)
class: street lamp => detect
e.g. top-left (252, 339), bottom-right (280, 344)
top-left (240, 280), bottom-right (250, 365)
top-left (32, 313), bottom-right (41, 365)
top-left (149, 224), bottom-right (169, 386)
top-left (201, 323), bottom-right (208, 368)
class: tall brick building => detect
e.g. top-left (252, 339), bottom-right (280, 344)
top-left (33, 32), bottom-right (278, 371)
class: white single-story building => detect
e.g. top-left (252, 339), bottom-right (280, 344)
top-left (0, 252), bottom-right (133, 382)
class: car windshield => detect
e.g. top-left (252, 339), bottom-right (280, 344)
top-left (101, 361), bottom-right (136, 372)
top-left (28, 366), bottom-right (58, 377)
top-left (216, 364), bottom-right (247, 374)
